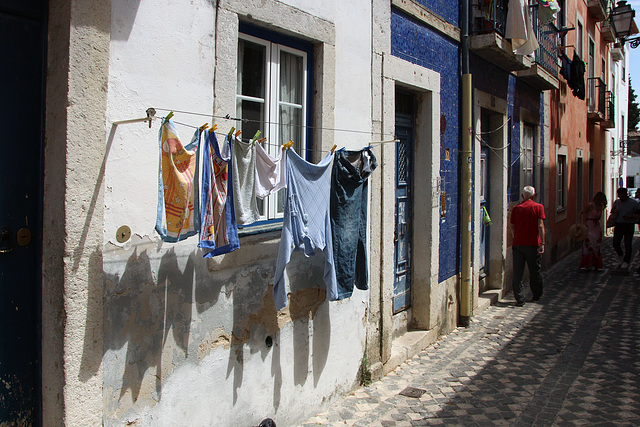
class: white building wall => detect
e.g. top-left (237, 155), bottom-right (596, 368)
top-left (609, 45), bottom-right (629, 201)
top-left (103, 0), bottom-right (372, 425)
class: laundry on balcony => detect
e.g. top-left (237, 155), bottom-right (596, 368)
top-left (537, 0), bottom-right (560, 26)
top-left (505, 0), bottom-right (539, 55)
top-left (558, 50), bottom-right (586, 100)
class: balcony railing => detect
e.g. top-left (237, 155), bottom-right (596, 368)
top-left (587, 77), bottom-right (606, 120)
top-left (471, 0), bottom-right (508, 37)
top-left (530, 4), bottom-right (559, 78)
top-left (602, 91), bottom-right (615, 128)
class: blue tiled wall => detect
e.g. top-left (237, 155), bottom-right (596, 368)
top-left (391, 6), bottom-right (546, 284)
top-left (470, 54), bottom-right (544, 204)
top-left (412, 0), bottom-right (459, 26)
top-left (391, 8), bottom-right (460, 282)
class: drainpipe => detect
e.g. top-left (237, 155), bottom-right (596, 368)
top-left (459, 0), bottom-right (473, 327)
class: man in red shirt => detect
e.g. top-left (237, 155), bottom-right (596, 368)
top-left (510, 186), bottom-right (546, 307)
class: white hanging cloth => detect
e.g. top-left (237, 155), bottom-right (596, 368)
top-left (505, 0), bottom-right (539, 56)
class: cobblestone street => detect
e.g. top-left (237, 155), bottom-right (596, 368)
top-left (300, 235), bottom-right (640, 426)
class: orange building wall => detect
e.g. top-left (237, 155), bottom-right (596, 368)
top-left (547, 0), bottom-right (610, 260)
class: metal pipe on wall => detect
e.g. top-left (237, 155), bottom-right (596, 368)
top-left (459, 0), bottom-right (473, 326)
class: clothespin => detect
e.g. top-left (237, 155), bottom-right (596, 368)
top-left (252, 130), bottom-right (261, 141)
top-left (257, 137), bottom-right (267, 143)
top-left (330, 144), bottom-right (337, 154)
top-left (282, 140), bottom-right (295, 150)
top-left (227, 126), bottom-right (235, 138)
top-left (208, 124), bottom-right (218, 132)
top-left (163, 111), bottom-right (174, 124)
top-left (235, 129), bottom-right (242, 138)
top-left (199, 123), bottom-right (209, 131)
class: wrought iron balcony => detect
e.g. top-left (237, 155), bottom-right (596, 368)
top-left (601, 91), bottom-right (615, 128)
top-left (471, 0), bottom-right (508, 36)
top-left (587, 77), bottom-right (615, 127)
top-left (470, 0), bottom-right (532, 71)
top-left (587, 77), bottom-right (606, 121)
top-left (515, 3), bottom-right (560, 90)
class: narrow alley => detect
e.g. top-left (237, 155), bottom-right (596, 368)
top-left (301, 236), bottom-right (640, 426)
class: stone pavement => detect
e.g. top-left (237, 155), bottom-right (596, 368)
top-left (300, 235), bottom-right (640, 426)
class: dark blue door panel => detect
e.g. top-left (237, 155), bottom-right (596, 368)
top-left (0, 1), bottom-right (46, 424)
top-left (393, 123), bottom-right (413, 314)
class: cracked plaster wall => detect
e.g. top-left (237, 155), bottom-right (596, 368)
top-left (102, 0), bottom-right (372, 425)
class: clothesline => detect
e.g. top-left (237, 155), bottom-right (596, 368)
top-left (152, 107), bottom-right (398, 138)
top-left (112, 110), bottom-right (399, 154)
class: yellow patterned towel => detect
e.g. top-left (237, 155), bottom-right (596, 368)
top-left (155, 119), bottom-right (199, 242)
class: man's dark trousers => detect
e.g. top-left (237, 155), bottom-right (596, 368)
top-left (613, 223), bottom-right (635, 263)
top-left (512, 245), bottom-right (543, 303)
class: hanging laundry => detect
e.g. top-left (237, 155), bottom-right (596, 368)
top-left (559, 51), bottom-right (572, 82)
top-left (198, 130), bottom-right (239, 257)
top-left (254, 142), bottom-right (287, 199)
top-left (330, 148), bottom-right (377, 300)
top-left (155, 119), bottom-right (200, 242)
top-left (232, 135), bottom-right (259, 225)
top-left (570, 52), bottom-right (586, 100)
top-left (537, 0), bottom-right (560, 26)
top-left (273, 149), bottom-right (336, 310)
top-left (505, 0), bottom-right (539, 56)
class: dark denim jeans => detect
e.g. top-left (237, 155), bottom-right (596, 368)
top-left (512, 245), bottom-right (543, 303)
top-left (331, 148), bottom-right (377, 300)
top-left (613, 222), bottom-right (635, 263)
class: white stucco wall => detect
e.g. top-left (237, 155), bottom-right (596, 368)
top-left (103, 0), bottom-right (373, 425)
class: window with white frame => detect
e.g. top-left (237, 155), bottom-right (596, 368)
top-left (236, 30), bottom-right (310, 222)
top-left (557, 154), bottom-right (567, 210)
top-left (577, 21), bottom-right (583, 58)
top-left (521, 123), bottom-right (535, 191)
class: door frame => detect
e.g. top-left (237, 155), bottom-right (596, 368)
top-left (393, 102), bottom-right (414, 314)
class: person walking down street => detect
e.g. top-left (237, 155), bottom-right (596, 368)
top-left (510, 186), bottom-right (546, 307)
top-left (610, 187), bottom-right (640, 270)
top-left (579, 191), bottom-right (607, 270)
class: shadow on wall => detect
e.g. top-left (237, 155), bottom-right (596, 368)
top-left (94, 241), bottom-right (332, 417)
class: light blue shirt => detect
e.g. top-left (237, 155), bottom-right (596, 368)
top-left (273, 150), bottom-right (337, 310)
top-left (613, 197), bottom-right (640, 224)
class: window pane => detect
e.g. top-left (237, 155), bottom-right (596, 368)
top-left (238, 40), bottom-right (266, 99)
top-left (236, 99), bottom-right (264, 139)
top-left (280, 51), bottom-right (303, 104)
top-left (279, 104), bottom-right (303, 151)
top-left (276, 188), bottom-right (285, 215)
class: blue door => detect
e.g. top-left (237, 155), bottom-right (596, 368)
top-left (0, 1), bottom-right (46, 424)
top-left (393, 110), bottom-right (413, 314)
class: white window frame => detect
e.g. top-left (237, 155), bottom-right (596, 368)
top-left (577, 19), bottom-right (584, 58)
top-left (557, 154), bottom-right (567, 211)
top-left (236, 33), bottom-right (308, 221)
top-left (521, 123), bottom-right (535, 192)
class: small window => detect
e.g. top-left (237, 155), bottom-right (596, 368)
top-left (236, 29), bottom-right (311, 223)
top-left (627, 176), bottom-right (635, 188)
top-left (557, 154), bottom-right (567, 211)
top-left (577, 21), bottom-right (584, 58)
top-left (521, 124), bottom-right (535, 191)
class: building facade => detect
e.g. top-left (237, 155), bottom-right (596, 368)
top-left (0, 0), bottom-right (634, 425)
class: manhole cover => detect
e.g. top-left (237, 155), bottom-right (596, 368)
top-left (399, 387), bottom-right (426, 398)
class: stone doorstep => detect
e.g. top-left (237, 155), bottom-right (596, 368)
top-left (378, 289), bottom-right (503, 378)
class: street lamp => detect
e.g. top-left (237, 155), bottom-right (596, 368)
top-left (611, 1), bottom-right (640, 48)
